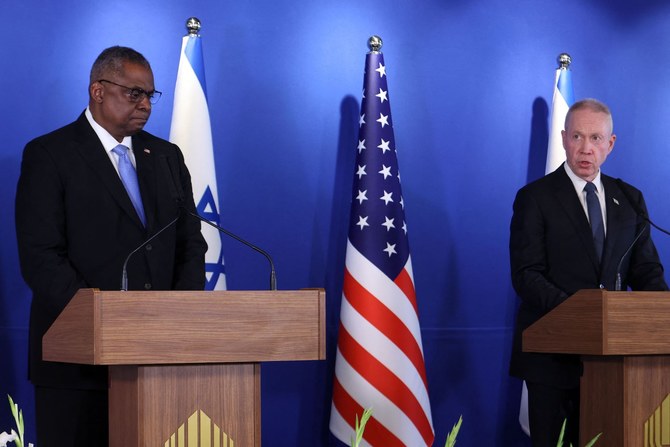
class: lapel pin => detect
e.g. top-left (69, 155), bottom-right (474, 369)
top-left (144, 148), bottom-right (151, 154)
top-left (613, 197), bottom-right (619, 205)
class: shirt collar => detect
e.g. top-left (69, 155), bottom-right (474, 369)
top-left (85, 107), bottom-right (133, 152)
top-left (564, 162), bottom-right (603, 194)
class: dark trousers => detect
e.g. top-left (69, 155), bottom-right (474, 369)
top-left (526, 381), bottom-right (579, 447)
top-left (35, 386), bottom-right (108, 447)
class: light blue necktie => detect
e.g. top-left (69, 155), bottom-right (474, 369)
top-left (112, 144), bottom-right (146, 226)
top-left (584, 182), bottom-right (604, 260)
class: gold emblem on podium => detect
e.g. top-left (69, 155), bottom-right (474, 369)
top-left (164, 409), bottom-right (234, 447)
top-left (644, 394), bottom-right (670, 446)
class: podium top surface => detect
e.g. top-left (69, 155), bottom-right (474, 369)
top-left (523, 289), bottom-right (670, 356)
top-left (43, 288), bottom-right (326, 365)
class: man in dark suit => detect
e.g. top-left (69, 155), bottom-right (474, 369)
top-left (15, 46), bottom-right (207, 446)
top-left (509, 98), bottom-right (667, 446)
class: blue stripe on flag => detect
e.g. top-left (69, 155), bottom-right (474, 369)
top-left (557, 69), bottom-right (574, 105)
top-left (196, 186), bottom-right (226, 289)
top-left (185, 36), bottom-right (208, 98)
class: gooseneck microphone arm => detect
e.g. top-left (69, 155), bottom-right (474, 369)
top-left (160, 153), bottom-right (277, 290)
top-left (616, 179), bottom-right (670, 236)
top-left (614, 179), bottom-right (670, 291)
top-left (120, 214), bottom-right (181, 291)
top-left (615, 223), bottom-right (647, 291)
top-left (644, 216), bottom-right (670, 237)
top-left (184, 208), bottom-right (277, 290)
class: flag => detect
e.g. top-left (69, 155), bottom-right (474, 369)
top-left (520, 54), bottom-right (575, 437)
top-left (329, 37), bottom-right (434, 447)
top-left (544, 57), bottom-right (575, 174)
top-left (170, 21), bottom-right (227, 290)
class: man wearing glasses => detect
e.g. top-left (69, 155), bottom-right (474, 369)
top-left (15, 46), bottom-right (207, 446)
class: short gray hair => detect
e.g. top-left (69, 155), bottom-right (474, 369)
top-left (565, 98), bottom-right (614, 132)
top-left (89, 46), bottom-right (151, 85)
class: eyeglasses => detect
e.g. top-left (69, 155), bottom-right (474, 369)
top-left (98, 79), bottom-right (162, 105)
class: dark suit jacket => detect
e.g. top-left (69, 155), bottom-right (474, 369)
top-left (509, 165), bottom-right (667, 388)
top-left (15, 112), bottom-right (207, 389)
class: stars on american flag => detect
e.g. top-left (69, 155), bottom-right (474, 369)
top-left (356, 189), bottom-right (368, 204)
top-left (375, 62), bottom-right (386, 78)
top-left (383, 242), bottom-right (397, 257)
top-left (348, 55), bottom-right (409, 272)
top-left (356, 165), bottom-right (367, 179)
top-left (378, 164), bottom-right (392, 179)
top-left (377, 113), bottom-right (390, 128)
top-left (375, 88), bottom-right (388, 103)
top-left (382, 216), bottom-right (395, 231)
top-left (356, 215), bottom-right (370, 230)
top-left (378, 139), bottom-right (391, 153)
top-left (357, 139), bottom-right (366, 153)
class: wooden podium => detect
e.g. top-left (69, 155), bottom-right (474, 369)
top-left (42, 288), bottom-right (326, 447)
top-left (523, 289), bottom-right (670, 446)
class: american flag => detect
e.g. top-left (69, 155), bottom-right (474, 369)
top-left (329, 40), bottom-right (434, 447)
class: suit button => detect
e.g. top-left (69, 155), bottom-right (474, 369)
top-left (145, 244), bottom-right (152, 251)
top-left (144, 283), bottom-right (152, 290)
top-left (599, 284), bottom-right (605, 289)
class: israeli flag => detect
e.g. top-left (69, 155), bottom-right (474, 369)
top-left (520, 59), bottom-right (576, 438)
top-left (545, 66), bottom-right (575, 174)
top-left (170, 30), bottom-right (227, 290)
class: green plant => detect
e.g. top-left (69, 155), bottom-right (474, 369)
top-left (444, 415), bottom-right (462, 447)
top-left (349, 408), bottom-right (462, 447)
top-left (556, 419), bottom-right (601, 447)
top-left (1, 395), bottom-right (25, 447)
top-left (349, 410), bottom-right (602, 447)
top-left (351, 407), bottom-right (373, 447)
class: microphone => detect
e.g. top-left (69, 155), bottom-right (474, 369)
top-left (613, 179), bottom-right (670, 290)
top-left (614, 223), bottom-right (647, 291)
top-left (160, 154), bottom-right (277, 290)
top-left (185, 209), bottom-right (277, 290)
top-left (119, 214), bottom-right (181, 291)
top-left (615, 179), bottom-right (670, 237)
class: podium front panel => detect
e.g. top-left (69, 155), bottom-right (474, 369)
top-left (109, 364), bottom-right (260, 447)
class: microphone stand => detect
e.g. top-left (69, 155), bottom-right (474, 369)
top-left (120, 214), bottom-right (181, 291)
top-left (184, 208), bottom-right (277, 290)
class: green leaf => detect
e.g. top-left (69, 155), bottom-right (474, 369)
top-left (444, 415), bottom-right (462, 447)
top-left (7, 395), bottom-right (24, 447)
top-left (555, 418), bottom-right (600, 447)
top-left (351, 408), bottom-right (373, 447)
top-left (556, 419), bottom-right (567, 447)
top-left (584, 433), bottom-right (602, 447)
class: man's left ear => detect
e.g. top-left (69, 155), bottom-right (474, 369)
top-left (90, 82), bottom-right (104, 103)
top-left (609, 134), bottom-right (617, 153)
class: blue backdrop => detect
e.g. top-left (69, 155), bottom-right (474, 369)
top-left (3, 0), bottom-right (670, 445)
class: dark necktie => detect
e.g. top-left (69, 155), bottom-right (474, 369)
top-left (584, 182), bottom-right (604, 260)
top-left (112, 144), bottom-right (146, 226)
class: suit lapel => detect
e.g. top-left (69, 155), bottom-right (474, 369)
top-left (72, 114), bottom-right (146, 230)
top-left (550, 168), bottom-right (602, 272)
top-left (133, 133), bottom-right (158, 231)
top-left (601, 175), bottom-right (626, 274)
